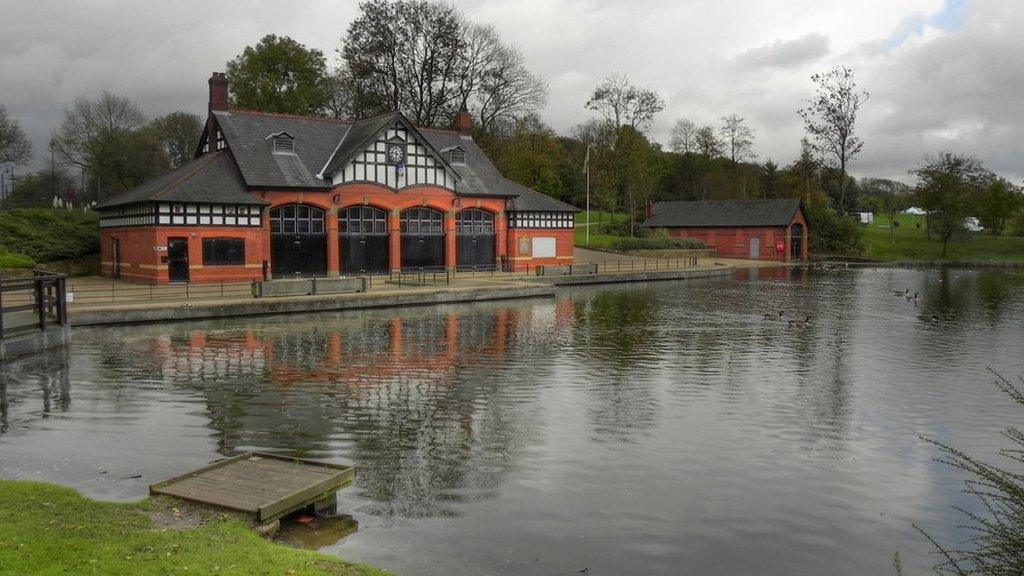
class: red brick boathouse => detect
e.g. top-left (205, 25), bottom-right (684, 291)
top-left (643, 199), bottom-right (809, 262)
top-left (95, 73), bottom-right (578, 284)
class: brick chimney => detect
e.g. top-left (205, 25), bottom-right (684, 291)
top-left (455, 109), bottom-right (474, 136)
top-left (208, 72), bottom-right (229, 113)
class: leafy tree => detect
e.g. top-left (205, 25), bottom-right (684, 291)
top-left (863, 188), bottom-right (909, 244)
top-left (786, 138), bottom-right (822, 205)
top-left (719, 114), bottom-right (755, 165)
top-left (760, 159), bottom-right (780, 198)
top-left (805, 203), bottom-right (865, 255)
top-left (977, 177), bottom-right (1022, 236)
top-left (341, 0), bottom-right (465, 126)
top-left (694, 126), bottom-right (722, 158)
top-left (148, 112), bottom-right (202, 168)
top-left (339, 1), bottom-right (545, 131)
top-left (912, 152), bottom-right (991, 257)
top-left (585, 73), bottom-right (665, 132)
top-left (668, 118), bottom-right (698, 154)
top-left (798, 66), bottom-right (869, 215)
top-left (5, 167), bottom-right (77, 208)
top-left (226, 34), bottom-right (329, 115)
top-left (612, 126), bottom-right (661, 235)
top-left (487, 115), bottom-right (564, 198)
top-left (51, 92), bottom-right (170, 199)
top-left (0, 105), bottom-right (32, 166)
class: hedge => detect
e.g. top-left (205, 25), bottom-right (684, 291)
top-left (0, 250), bottom-right (36, 269)
top-left (0, 209), bottom-right (100, 262)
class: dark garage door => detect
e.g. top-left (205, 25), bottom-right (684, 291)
top-left (401, 207), bottom-right (445, 270)
top-left (270, 204), bottom-right (327, 278)
top-left (340, 206), bottom-right (390, 274)
top-left (456, 208), bottom-right (495, 270)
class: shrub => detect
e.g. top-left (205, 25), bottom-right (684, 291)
top-left (0, 209), bottom-right (100, 262)
top-left (0, 250), bottom-right (36, 269)
top-left (608, 236), bottom-right (706, 251)
top-left (916, 372), bottom-right (1024, 575)
top-left (806, 204), bottom-right (865, 255)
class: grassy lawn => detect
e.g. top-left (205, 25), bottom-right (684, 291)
top-left (864, 214), bottom-right (1024, 262)
top-left (0, 480), bottom-right (389, 576)
top-left (574, 211), bottom-right (632, 249)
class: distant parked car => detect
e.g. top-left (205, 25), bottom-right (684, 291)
top-left (964, 217), bottom-right (984, 232)
top-left (903, 206), bottom-right (927, 216)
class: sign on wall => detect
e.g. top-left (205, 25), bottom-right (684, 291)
top-left (532, 237), bottom-right (556, 258)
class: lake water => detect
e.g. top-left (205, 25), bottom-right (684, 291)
top-left (2, 266), bottom-right (1023, 575)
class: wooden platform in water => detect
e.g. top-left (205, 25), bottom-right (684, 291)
top-left (150, 452), bottom-right (356, 522)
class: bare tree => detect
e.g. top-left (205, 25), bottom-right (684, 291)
top-left (719, 114), bottom-right (755, 165)
top-left (0, 105), bottom-right (32, 166)
top-left (52, 92), bottom-right (168, 196)
top-left (585, 73), bottom-right (665, 132)
top-left (694, 125), bottom-right (722, 158)
top-left (798, 66), bottom-right (869, 215)
top-left (668, 118), bottom-right (698, 154)
top-left (323, 66), bottom-right (357, 119)
top-left (466, 26), bottom-right (548, 135)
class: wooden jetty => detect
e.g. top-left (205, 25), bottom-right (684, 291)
top-left (0, 271), bottom-right (69, 362)
top-left (150, 452), bottom-right (356, 523)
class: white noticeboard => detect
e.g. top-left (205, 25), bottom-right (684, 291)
top-left (532, 237), bottom-right (556, 258)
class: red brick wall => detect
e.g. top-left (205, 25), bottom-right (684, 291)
top-left (101, 226), bottom-right (266, 284)
top-left (506, 228), bottom-right (574, 271)
top-left (101, 184), bottom-right (577, 282)
top-left (661, 207), bottom-right (809, 262)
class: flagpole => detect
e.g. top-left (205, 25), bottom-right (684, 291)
top-left (585, 144), bottom-right (592, 247)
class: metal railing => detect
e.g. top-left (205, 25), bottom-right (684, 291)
top-left (0, 270), bottom-right (68, 339)
top-left (31, 255), bottom-right (706, 306)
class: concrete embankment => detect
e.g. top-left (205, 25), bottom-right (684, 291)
top-left (67, 264), bottom-right (738, 326)
top-left (538, 265), bottom-right (735, 286)
top-left (70, 283), bottom-right (557, 326)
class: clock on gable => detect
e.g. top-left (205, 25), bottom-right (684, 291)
top-left (386, 144), bottom-right (405, 165)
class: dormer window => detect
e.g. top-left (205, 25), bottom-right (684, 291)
top-left (445, 147), bottom-right (466, 165)
top-left (268, 132), bottom-right (295, 154)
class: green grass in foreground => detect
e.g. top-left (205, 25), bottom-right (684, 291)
top-left (0, 480), bottom-right (388, 576)
top-left (864, 215), bottom-right (1024, 262)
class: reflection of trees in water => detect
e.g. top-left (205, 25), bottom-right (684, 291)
top-left (0, 346), bottom-right (72, 434)
top-left (572, 288), bottom-right (661, 442)
top-left (123, 306), bottom-right (548, 519)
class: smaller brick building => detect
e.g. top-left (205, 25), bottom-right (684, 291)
top-left (642, 199), bottom-right (809, 262)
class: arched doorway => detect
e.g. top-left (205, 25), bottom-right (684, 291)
top-left (400, 207), bottom-right (444, 270)
top-left (790, 223), bottom-right (804, 261)
top-left (339, 206), bottom-right (389, 274)
top-left (269, 204), bottom-right (327, 277)
top-left (455, 208), bottom-right (495, 270)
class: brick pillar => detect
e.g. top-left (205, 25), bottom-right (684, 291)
top-left (326, 210), bottom-right (340, 275)
top-left (494, 211), bottom-right (507, 270)
top-left (389, 210), bottom-right (401, 271)
top-left (444, 210), bottom-right (457, 271)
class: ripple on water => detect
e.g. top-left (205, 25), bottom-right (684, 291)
top-left (1, 267), bottom-right (1023, 575)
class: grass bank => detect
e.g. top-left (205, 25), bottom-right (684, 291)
top-left (0, 480), bottom-right (388, 576)
top-left (863, 214), bottom-right (1024, 263)
top-left (0, 208), bottom-right (100, 271)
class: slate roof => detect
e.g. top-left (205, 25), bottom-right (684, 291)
top-left (95, 151), bottom-right (263, 209)
top-left (643, 199), bottom-right (804, 228)
top-left (213, 110), bottom-right (349, 189)
top-left (99, 108), bottom-right (577, 213)
top-left (506, 180), bottom-right (580, 212)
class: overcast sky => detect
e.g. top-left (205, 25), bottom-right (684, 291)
top-left (2, 0), bottom-right (1021, 181)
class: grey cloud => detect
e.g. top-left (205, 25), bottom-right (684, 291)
top-left (735, 34), bottom-right (830, 70)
